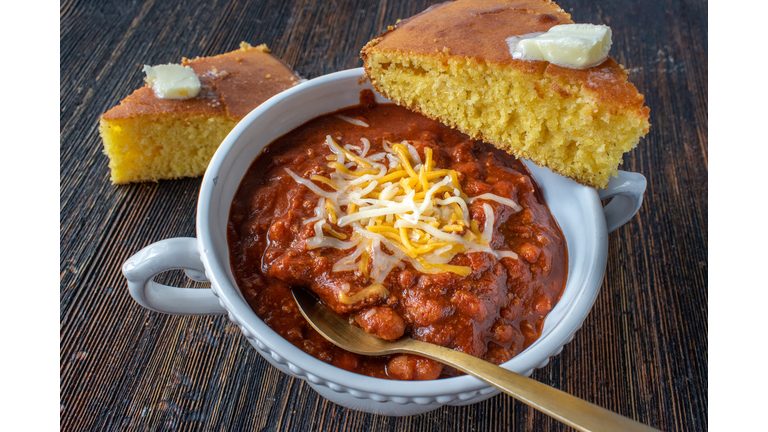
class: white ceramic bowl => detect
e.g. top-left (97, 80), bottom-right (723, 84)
top-left (122, 68), bottom-right (646, 416)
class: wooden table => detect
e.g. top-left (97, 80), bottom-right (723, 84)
top-left (60, 0), bottom-right (708, 430)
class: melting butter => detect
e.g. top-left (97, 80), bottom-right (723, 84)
top-left (143, 64), bottom-right (201, 100)
top-left (507, 24), bottom-right (612, 69)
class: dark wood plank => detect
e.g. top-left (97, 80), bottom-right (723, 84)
top-left (61, 0), bottom-right (707, 430)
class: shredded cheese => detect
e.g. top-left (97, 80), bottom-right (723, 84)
top-left (335, 114), bottom-right (369, 127)
top-left (288, 135), bottom-right (521, 303)
top-left (338, 283), bottom-right (388, 304)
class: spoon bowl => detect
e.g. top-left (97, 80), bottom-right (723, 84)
top-left (292, 288), bottom-right (659, 432)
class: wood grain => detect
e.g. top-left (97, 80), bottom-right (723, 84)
top-left (60, 0), bottom-right (707, 430)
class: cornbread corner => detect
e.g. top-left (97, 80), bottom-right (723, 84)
top-left (360, 0), bottom-right (650, 189)
top-left (99, 42), bottom-right (298, 184)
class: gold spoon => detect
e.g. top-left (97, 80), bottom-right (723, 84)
top-left (292, 288), bottom-right (660, 431)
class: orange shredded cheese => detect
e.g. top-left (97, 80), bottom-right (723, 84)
top-left (285, 135), bottom-right (521, 301)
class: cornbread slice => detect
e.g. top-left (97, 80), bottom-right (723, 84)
top-left (361, 0), bottom-right (650, 188)
top-left (99, 43), bottom-right (298, 184)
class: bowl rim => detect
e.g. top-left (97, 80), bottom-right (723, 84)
top-left (196, 68), bottom-right (608, 398)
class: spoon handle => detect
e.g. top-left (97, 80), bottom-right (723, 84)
top-left (401, 339), bottom-right (660, 432)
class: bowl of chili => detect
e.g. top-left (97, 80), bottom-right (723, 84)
top-left (122, 68), bottom-right (645, 415)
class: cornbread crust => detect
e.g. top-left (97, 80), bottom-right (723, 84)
top-left (100, 43), bottom-right (298, 184)
top-left (360, 0), bottom-right (650, 188)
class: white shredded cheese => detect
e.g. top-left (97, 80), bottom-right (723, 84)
top-left (287, 134), bottom-right (521, 298)
top-left (336, 114), bottom-right (369, 127)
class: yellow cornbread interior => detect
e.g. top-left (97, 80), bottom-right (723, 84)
top-left (364, 53), bottom-right (649, 188)
top-left (99, 114), bottom-right (236, 184)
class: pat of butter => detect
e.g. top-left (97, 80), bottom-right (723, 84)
top-left (507, 24), bottom-right (612, 69)
top-left (143, 64), bottom-right (201, 100)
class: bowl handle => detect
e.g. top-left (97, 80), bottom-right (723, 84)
top-left (122, 237), bottom-right (226, 315)
top-left (597, 171), bottom-right (647, 233)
